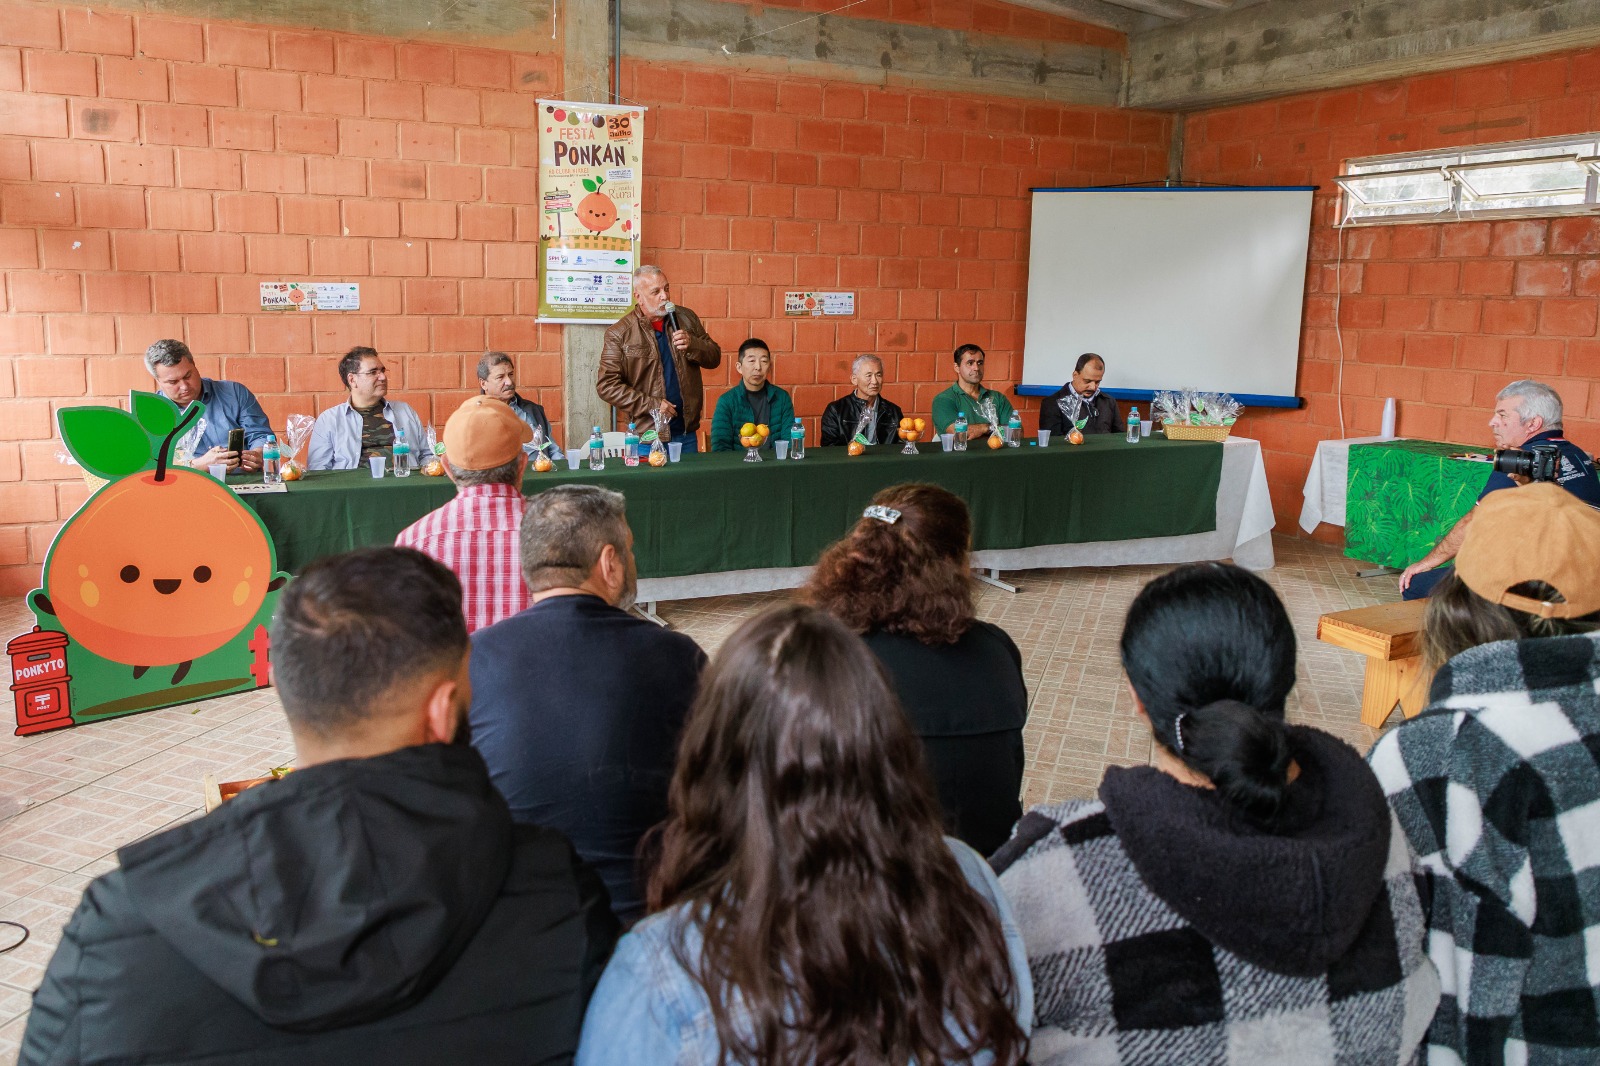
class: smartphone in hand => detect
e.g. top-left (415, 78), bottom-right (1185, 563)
top-left (227, 428), bottom-right (245, 457)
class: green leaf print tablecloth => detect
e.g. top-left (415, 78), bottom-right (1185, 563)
top-left (1345, 440), bottom-right (1492, 569)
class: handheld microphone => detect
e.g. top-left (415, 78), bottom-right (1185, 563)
top-left (662, 300), bottom-right (680, 332)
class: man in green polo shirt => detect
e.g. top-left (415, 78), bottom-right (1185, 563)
top-left (709, 337), bottom-right (796, 452)
top-left (931, 343), bottom-right (1014, 444)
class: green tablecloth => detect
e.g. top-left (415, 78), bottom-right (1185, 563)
top-left (242, 437), bottom-right (1224, 577)
top-left (1345, 440), bottom-right (1492, 568)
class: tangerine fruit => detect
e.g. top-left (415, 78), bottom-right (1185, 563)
top-left (1069, 429), bottom-right (1085, 445)
top-left (576, 191), bottom-right (617, 233)
top-left (46, 469), bottom-right (274, 667)
top-left (913, 417), bottom-right (926, 431)
top-left (987, 432), bottom-right (1005, 450)
top-left (899, 417), bottom-right (913, 430)
top-left (740, 422), bottom-right (756, 438)
top-left (847, 441), bottom-right (865, 456)
top-left (533, 455), bottom-right (553, 473)
top-left (756, 424), bottom-right (770, 438)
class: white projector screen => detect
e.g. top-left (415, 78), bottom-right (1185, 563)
top-left (1020, 187), bottom-right (1314, 406)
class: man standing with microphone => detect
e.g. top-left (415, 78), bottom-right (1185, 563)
top-left (598, 266), bottom-right (722, 451)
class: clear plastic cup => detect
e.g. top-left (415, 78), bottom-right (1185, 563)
top-left (1141, 420), bottom-right (1152, 438)
top-left (667, 441), bottom-right (684, 463)
top-left (774, 439), bottom-right (789, 460)
top-left (940, 433), bottom-right (954, 452)
top-left (1037, 429), bottom-right (1051, 448)
top-left (368, 455), bottom-right (386, 478)
top-left (208, 463), bottom-right (228, 480)
top-left (565, 451), bottom-right (582, 471)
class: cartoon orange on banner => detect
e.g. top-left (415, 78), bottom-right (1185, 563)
top-left (12, 391), bottom-right (288, 735)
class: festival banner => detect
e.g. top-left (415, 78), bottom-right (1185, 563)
top-left (537, 99), bottom-right (646, 323)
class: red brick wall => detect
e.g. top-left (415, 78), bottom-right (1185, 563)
top-left (1183, 46), bottom-right (1600, 533)
top-left (0, 0), bottom-right (1164, 595)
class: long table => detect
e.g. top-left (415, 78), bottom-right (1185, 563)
top-left (1343, 439), bottom-right (1490, 569)
top-left (242, 436), bottom-right (1276, 601)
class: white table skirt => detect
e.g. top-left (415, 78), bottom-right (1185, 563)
top-left (1298, 435), bottom-right (1393, 532)
top-left (638, 437), bottom-right (1276, 603)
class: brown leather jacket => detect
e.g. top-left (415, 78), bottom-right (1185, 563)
top-left (597, 306), bottom-right (722, 440)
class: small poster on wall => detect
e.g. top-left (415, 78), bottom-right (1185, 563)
top-left (260, 283), bottom-right (360, 311)
top-left (785, 291), bottom-right (856, 316)
top-left (537, 100), bottom-right (647, 323)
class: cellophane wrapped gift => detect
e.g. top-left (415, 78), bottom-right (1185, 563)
top-left (279, 414), bottom-right (315, 479)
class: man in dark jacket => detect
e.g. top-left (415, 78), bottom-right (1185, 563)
top-left (1040, 352), bottom-right (1122, 437)
top-left (470, 485), bottom-right (707, 926)
top-left (22, 547), bottom-right (617, 1066)
top-left (821, 354), bottom-right (906, 446)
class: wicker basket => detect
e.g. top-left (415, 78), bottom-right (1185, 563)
top-left (1161, 422), bottom-right (1232, 442)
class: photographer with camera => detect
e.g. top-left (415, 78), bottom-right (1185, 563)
top-left (1401, 380), bottom-right (1600, 600)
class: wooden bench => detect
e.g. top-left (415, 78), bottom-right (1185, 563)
top-left (1316, 601), bottom-right (1432, 729)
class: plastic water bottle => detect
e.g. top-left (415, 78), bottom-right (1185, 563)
top-left (789, 417), bottom-right (805, 460)
top-left (624, 422), bottom-right (640, 467)
top-left (1126, 407), bottom-right (1141, 444)
top-left (392, 428), bottom-right (411, 476)
top-left (261, 436), bottom-right (282, 484)
top-left (588, 426), bottom-right (605, 471)
top-left (1006, 411), bottom-right (1022, 448)
top-left (953, 412), bottom-right (968, 451)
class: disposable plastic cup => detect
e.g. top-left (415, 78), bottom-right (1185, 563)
top-left (208, 463), bottom-right (228, 480)
top-left (667, 441), bottom-right (684, 463)
top-left (774, 439), bottom-right (789, 460)
top-left (940, 433), bottom-right (954, 452)
top-left (368, 456), bottom-right (386, 478)
top-left (565, 451), bottom-right (582, 471)
top-left (1036, 430), bottom-right (1050, 448)
top-left (1141, 420), bottom-right (1152, 438)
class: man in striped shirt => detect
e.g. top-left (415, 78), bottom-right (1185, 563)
top-left (396, 396), bottom-right (532, 632)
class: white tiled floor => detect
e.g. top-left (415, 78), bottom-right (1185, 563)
top-left (0, 534), bottom-right (1401, 1062)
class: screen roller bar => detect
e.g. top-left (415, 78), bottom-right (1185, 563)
top-left (1015, 385), bottom-right (1304, 410)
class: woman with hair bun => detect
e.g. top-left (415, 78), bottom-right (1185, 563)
top-left (994, 562), bottom-right (1438, 1065)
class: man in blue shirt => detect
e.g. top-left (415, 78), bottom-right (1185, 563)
top-left (1401, 379), bottom-right (1600, 599)
top-left (144, 339), bottom-right (273, 472)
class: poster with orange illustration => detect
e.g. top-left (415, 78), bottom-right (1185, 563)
top-left (8, 391), bottom-right (288, 736)
top-left (536, 99), bottom-right (646, 323)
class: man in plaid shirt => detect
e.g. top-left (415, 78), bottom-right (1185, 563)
top-left (1368, 485), bottom-right (1600, 1065)
top-left (396, 396), bottom-right (532, 632)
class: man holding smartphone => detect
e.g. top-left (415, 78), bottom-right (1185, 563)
top-left (145, 339), bottom-right (274, 472)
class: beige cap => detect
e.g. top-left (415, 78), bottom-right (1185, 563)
top-left (442, 396), bottom-right (532, 471)
top-left (1455, 482), bottom-right (1600, 619)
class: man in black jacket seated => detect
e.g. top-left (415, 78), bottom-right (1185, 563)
top-left (21, 547), bottom-right (617, 1066)
top-left (1040, 352), bottom-right (1122, 437)
top-left (821, 353), bottom-right (906, 446)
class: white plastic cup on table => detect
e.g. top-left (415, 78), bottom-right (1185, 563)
top-left (940, 433), bottom-right (954, 452)
top-left (1141, 420), bottom-right (1152, 438)
top-left (208, 463), bottom-right (228, 480)
top-left (667, 441), bottom-right (684, 463)
top-left (565, 450), bottom-right (582, 471)
top-left (774, 439), bottom-right (789, 460)
top-left (1037, 429), bottom-right (1051, 448)
top-left (368, 455), bottom-right (386, 478)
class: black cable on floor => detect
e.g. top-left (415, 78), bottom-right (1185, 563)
top-left (0, 920), bottom-right (29, 954)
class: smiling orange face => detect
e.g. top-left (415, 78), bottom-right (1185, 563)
top-left (46, 469), bottom-right (273, 666)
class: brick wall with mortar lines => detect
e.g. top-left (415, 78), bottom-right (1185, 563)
top-left (0, 0), bottom-right (1164, 596)
top-left (1183, 45), bottom-right (1600, 535)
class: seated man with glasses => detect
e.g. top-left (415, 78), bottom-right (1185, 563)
top-left (309, 347), bottom-right (429, 470)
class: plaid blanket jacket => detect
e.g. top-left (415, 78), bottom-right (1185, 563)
top-left (994, 728), bottom-right (1438, 1065)
top-left (1368, 632), bottom-right (1600, 1066)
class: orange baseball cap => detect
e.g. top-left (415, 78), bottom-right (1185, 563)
top-left (1454, 482), bottom-right (1600, 619)
top-left (442, 396), bottom-right (532, 471)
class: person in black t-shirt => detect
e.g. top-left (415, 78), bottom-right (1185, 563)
top-left (805, 483), bottom-right (1027, 856)
top-left (1402, 379), bottom-right (1600, 600)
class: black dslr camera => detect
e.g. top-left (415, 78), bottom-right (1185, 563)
top-left (1492, 442), bottom-right (1559, 482)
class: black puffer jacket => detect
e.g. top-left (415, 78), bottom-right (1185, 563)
top-left (21, 743), bottom-right (617, 1066)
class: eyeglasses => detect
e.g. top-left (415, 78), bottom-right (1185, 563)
top-left (351, 367), bottom-right (388, 378)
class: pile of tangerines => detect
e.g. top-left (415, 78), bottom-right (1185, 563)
top-left (739, 422), bottom-right (771, 448)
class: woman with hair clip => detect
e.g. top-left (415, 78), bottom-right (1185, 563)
top-left (806, 483), bottom-right (1027, 856)
top-left (994, 562), bottom-right (1438, 1066)
top-left (1368, 484), bottom-right (1600, 1065)
top-left (576, 604), bottom-right (1032, 1065)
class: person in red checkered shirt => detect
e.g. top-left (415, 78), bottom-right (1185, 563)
top-left (396, 396), bottom-right (532, 633)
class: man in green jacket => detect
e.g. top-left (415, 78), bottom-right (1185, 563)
top-left (932, 343), bottom-right (1015, 444)
top-left (709, 338), bottom-right (796, 452)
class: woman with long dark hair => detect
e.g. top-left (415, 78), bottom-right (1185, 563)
top-left (576, 604), bottom-right (1031, 1065)
top-left (1369, 484), bottom-right (1600, 1064)
top-left (806, 483), bottom-right (1027, 855)
top-left (994, 562), bottom-right (1438, 1065)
